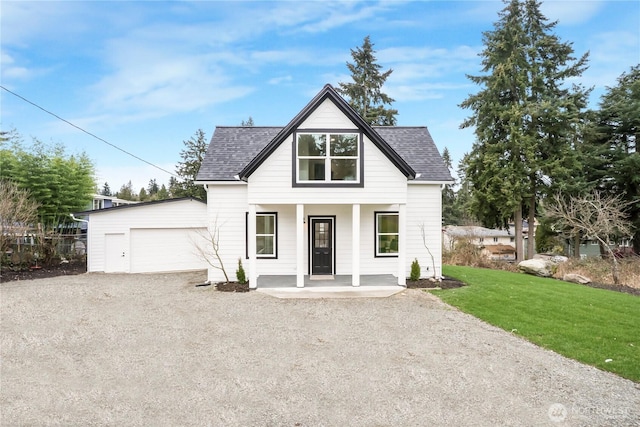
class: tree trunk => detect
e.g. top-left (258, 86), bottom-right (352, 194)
top-left (515, 207), bottom-right (524, 261)
top-left (527, 194), bottom-right (536, 259)
top-left (573, 235), bottom-right (581, 258)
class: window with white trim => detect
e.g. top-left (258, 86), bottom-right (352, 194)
top-left (246, 213), bottom-right (277, 258)
top-left (297, 132), bottom-right (359, 182)
top-left (375, 212), bottom-right (399, 257)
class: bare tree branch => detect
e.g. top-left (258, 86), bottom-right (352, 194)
top-left (193, 216), bottom-right (230, 283)
top-left (543, 192), bottom-right (633, 284)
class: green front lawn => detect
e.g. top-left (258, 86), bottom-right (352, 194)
top-left (433, 265), bottom-right (640, 382)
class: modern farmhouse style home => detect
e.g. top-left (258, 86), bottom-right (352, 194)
top-left (196, 84), bottom-right (452, 288)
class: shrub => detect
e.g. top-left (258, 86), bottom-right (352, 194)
top-left (236, 258), bottom-right (247, 284)
top-left (410, 258), bottom-right (421, 281)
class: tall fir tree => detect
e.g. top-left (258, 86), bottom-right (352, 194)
top-left (337, 36), bottom-right (398, 126)
top-left (588, 65), bottom-right (640, 253)
top-left (441, 147), bottom-right (460, 225)
top-left (175, 129), bottom-right (207, 200)
top-left (460, 0), bottom-right (589, 260)
top-left (101, 182), bottom-right (112, 196)
top-left (147, 178), bottom-right (159, 196)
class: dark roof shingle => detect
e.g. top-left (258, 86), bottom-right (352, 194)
top-left (196, 125), bottom-right (452, 182)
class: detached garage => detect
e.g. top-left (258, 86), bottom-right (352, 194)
top-left (77, 198), bottom-right (208, 274)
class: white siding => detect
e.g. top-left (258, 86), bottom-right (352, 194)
top-left (247, 136), bottom-right (408, 205)
top-left (358, 205), bottom-right (401, 275)
top-left (299, 98), bottom-right (355, 129)
top-left (406, 183), bottom-right (443, 278)
top-left (205, 185), bottom-right (248, 283)
top-left (87, 199), bottom-right (207, 273)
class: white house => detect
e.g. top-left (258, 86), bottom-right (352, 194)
top-left (196, 84), bottom-right (453, 288)
top-left (77, 198), bottom-right (207, 273)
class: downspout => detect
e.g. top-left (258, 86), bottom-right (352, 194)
top-left (69, 214), bottom-right (90, 271)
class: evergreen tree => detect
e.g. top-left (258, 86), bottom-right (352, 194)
top-left (147, 178), bottom-right (159, 196)
top-left (441, 148), bottom-right (460, 225)
top-left (337, 35), bottom-right (398, 126)
top-left (168, 176), bottom-right (181, 198)
top-left (117, 180), bottom-right (137, 201)
top-left (101, 182), bottom-right (112, 196)
top-left (590, 65), bottom-right (640, 253)
top-left (241, 117), bottom-right (254, 126)
top-left (459, 0), bottom-right (589, 260)
top-left (156, 184), bottom-right (169, 200)
top-left (452, 153), bottom-right (480, 226)
top-left (139, 187), bottom-right (148, 201)
top-left (174, 129), bottom-right (207, 200)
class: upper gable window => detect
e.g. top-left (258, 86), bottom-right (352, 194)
top-left (296, 132), bottom-right (360, 183)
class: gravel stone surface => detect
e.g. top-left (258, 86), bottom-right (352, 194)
top-left (1, 271), bottom-right (639, 426)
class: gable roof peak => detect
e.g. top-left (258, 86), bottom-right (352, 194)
top-left (237, 83), bottom-right (415, 180)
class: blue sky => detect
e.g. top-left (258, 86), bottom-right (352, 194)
top-left (2, 1), bottom-right (639, 192)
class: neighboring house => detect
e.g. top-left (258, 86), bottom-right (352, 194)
top-left (443, 225), bottom-right (516, 249)
top-left (75, 198), bottom-right (207, 273)
top-left (195, 84), bottom-right (453, 288)
top-left (567, 237), bottom-right (635, 259)
top-left (443, 224), bottom-right (539, 260)
top-left (481, 245), bottom-right (517, 261)
top-left (90, 194), bottom-right (139, 210)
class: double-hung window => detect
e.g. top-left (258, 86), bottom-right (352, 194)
top-left (375, 212), bottom-right (399, 257)
top-left (246, 212), bottom-right (277, 258)
top-left (296, 132), bottom-right (360, 183)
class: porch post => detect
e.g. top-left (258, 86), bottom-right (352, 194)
top-left (248, 204), bottom-right (257, 289)
top-left (352, 203), bottom-right (360, 287)
top-left (397, 203), bottom-right (406, 286)
top-left (296, 204), bottom-right (305, 288)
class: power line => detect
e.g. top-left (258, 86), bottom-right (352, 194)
top-left (0, 85), bottom-right (177, 178)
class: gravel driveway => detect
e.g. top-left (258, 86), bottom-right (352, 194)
top-left (2, 272), bottom-right (639, 426)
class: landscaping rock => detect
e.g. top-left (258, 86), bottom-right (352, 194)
top-left (534, 253), bottom-right (569, 264)
top-left (518, 258), bottom-right (554, 277)
top-left (563, 273), bottom-right (591, 284)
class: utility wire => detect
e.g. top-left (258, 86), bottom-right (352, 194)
top-left (0, 85), bottom-right (177, 178)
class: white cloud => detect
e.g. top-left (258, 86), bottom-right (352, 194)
top-left (268, 75), bottom-right (293, 85)
top-left (540, 0), bottom-right (604, 25)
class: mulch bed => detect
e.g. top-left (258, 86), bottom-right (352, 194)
top-left (215, 281), bottom-right (250, 292)
top-left (406, 277), bottom-right (466, 290)
top-left (578, 281), bottom-right (640, 297)
top-left (1, 261), bottom-right (87, 283)
top-left (4, 263), bottom-right (637, 297)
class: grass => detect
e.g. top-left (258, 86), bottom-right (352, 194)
top-left (434, 265), bottom-right (640, 382)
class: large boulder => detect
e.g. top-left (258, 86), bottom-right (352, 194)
top-left (518, 258), bottom-right (554, 277)
top-left (563, 273), bottom-right (591, 284)
top-left (534, 253), bottom-right (569, 264)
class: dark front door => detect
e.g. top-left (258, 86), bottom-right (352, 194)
top-left (311, 218), bottom-right (332, 275)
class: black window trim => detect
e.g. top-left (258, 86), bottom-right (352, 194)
top-left (374, 210), bottom-right (399, 258)
top-left (292, 128), bottom-right (364, 188)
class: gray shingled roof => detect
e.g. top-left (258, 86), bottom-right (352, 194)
top-left (196, 125), bottom-right (453, 182)
top-left (372, 126), bottom-right (452, 182)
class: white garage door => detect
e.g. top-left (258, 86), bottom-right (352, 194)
top-left (130, 228), bottom-right (207, 273)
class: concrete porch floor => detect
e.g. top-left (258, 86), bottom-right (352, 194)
top-left (255, 274), bottom-right (406, 299)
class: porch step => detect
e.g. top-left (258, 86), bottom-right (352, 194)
top-left (256, 285), bottom-right (405, 299)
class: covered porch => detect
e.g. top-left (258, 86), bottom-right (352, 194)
top-left (246, 203), bottom-right (407, 289)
